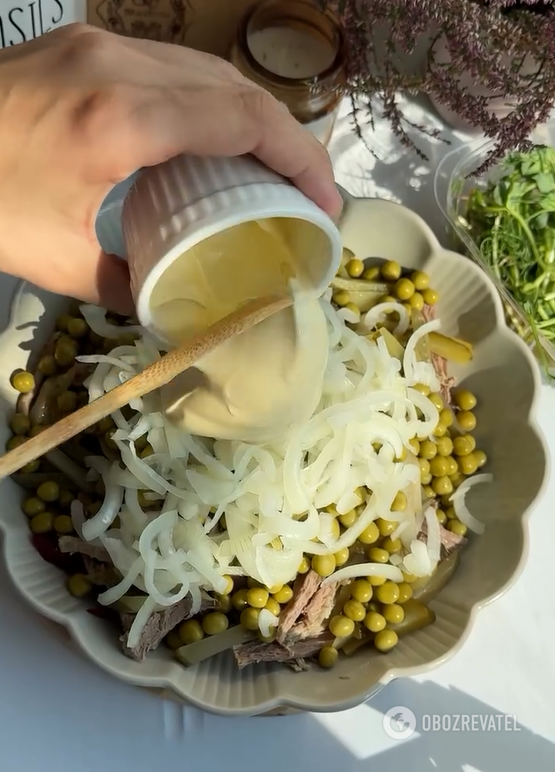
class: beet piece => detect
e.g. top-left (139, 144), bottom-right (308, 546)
top-left (31, 533), bottom-right (84, 575)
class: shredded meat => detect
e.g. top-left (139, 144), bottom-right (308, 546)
top-left (438, 522), bottom-right (467, 552)
top-left (421, 304), bottom-right (455, 404)
top-left (82, 555), bottom-right (119, 586)
top-left (233, 632), bottom-right (333, 669)
top-left (276, 570), bottom-right (321, 643)
top-left (58, 535), bottom-right (111, 563)
top-left (119, 592), bottom-right (216, 661)
top-left (418, 518), bottom-right (467, 555)
top-left (288, 582), bottom-right (339, 641)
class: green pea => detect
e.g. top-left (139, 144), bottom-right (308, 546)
top-left (409, 292), bottom-right (424, 311)
top-left (318, 645), bottom-right (339, 668)
top-left (367, 547), bottom-right (389, 563)
top-left (454, 389), bottom-right (477, 411)
top-left (10, 413), bottom-right (30, 436)
top-left (453, 435), bottom-right (475, 457)
top-left (358, 521), bottom-right (380, 544)
top-left (333, 290), bottom-right (351, 307)
top-left (30, 511), bottom-right (54, 534)
top-left (6, 435), bottom-right (27, 451)
top-left (422, 288), bottom-right (439, 306)
top-left (329, 614), bottom-right (355, 638)
top-left (396, 582), bottom-right (413, 604)
top-left (54, 514), bottom-right (74, 535)
top-left (67, 318), bottom-right (88, 338)
top-left (410, 271), bottom-right (430, 291)
top-left (231, 589), bottom-right (249, 611)
top-left (436, 436), bottom-right (454, 457)
top-left (11, 371), bottom-right (35, 394)
top-left (334, 547), bottom-right (350, 567)
top-left (350, 579), bottom-right (373, 603)
top-left (474, 450), bottom-right (487, 468)
top-left (380, 260), bottom-right (402, 281)
top-left (247, 587), bottom-right (269, 609)
top-left (439, 408), bottom-right (454, 427)
top-left (346, 258), bottom-right (365, 278)
top-left (37, 355), bottom-right (57, 376)
top-left (431, 476), bottom-right (453, 496)
top-left (37, 481), bottom-right (60, 503)
top-left (457, 411), bottom-right (477, 432)
top-left (273, 585), bottom-right (293, 604)
top-left (394, 278), bottom-right (415, 301)
top-left (240, 607), bottom-right (261, 631)
top-left (67, 574), bottom-right (92, 598)
top-left (59, 489), bottom-right (75, 508)
top-left (339, 509), bottom-right (357, 528)
top-left (298, 556), bottom-right (310, 574)
top-left (201, 612), bottom-right (229, 636)
top-left (312, 554), bottom-right (336, 577)
top-left (391, 491), bottom-right (407, 512)
top-left (375, 581), bottom-right (400, 605)
top-left (179, 619), bottom-right (204, 644)
top-left (22, 497), bottom-right (46, 517)
top-left (382, 537), bottom-right (402, 554)
top-left (419, 440), bottom-right (437, 460)
top-left (374, 629), bottom-right (399, 652)
top-left (343, 599), bottom-right (366, 622)
top-left (376, 518), bottom-right (396, 537)
top-left (21, 460), bottom-right (40, 474)
top-left (383, 603), bottom-right (405, 624)
top-left (54, 336), bottom-right (79, 367)
top-left (264, 597), bottom-right (281, 617)
top-left (363, 611), bottom-right (386, 632)
top-left (447, 520), bottom-right (468, 537)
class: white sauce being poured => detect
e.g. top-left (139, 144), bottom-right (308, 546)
top-left (148, 219), bottom-right (329, 444)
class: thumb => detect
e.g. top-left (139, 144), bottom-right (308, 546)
top-left (93, 251), bottom-right (135, 316)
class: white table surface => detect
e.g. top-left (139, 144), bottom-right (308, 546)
top-left (1, 97), bottom-right (555, 772)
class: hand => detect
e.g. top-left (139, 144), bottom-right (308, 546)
top-left (0, 24), bottom-right (341, 313)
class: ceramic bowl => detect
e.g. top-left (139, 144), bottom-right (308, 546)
top-left (0, 196), bottom-right (548, 715)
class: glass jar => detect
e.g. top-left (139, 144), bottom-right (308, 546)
top-left (230, 0), bottom-right (346, 147)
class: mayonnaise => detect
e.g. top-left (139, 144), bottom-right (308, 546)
top-left (148, 219), bottom-right (329, 443)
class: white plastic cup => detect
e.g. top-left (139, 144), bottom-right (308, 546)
top-left (95, 153), bottom-right (342, 337)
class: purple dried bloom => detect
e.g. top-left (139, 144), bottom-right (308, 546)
top-left (322, 0), bottom-right (555, 164)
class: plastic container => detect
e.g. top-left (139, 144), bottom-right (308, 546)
top-left (434, 120), bottom-right (555, 376)
top-left (94, 153), bottom-right (342, 340)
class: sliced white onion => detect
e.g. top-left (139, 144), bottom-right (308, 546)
top-left (81, 464), bottom-right (124, 541)
top-left (77, 291), bottom-right (466, 643)
top-left (450, 474), bottom-right (492, 534)
top-left (337, 306), bottom-right (360, 324)
top-left (70, 499), bottom-right (86, 539)
top-left (258, 608), bottom-right (280, 638)
top-left (424, 505), bottom-right (441, 568)
top-left (403, 539), bottom-right (433, 577)
top-left (403, 319), bottom-right (441, 387)
top-left (126, 596), bottom-right (158, 649)
top-left (321, 562), bottom-right (404, 586)
top-left (362, 302), bottom-right (410, 335)
top-left (80, 304), bottom-right (143, 340)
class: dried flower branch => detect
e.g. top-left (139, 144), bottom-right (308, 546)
top-left (324, 0), bottom-right (555, 167)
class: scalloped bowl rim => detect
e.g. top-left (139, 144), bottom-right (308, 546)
top-left (0, 194), bottom-right (549, 715)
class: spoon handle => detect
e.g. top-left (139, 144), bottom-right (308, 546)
top-left (0, 295), bottom-right (290, 481)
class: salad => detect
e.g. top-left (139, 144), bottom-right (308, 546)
top-left (7, 252), bottom-right (490, 671)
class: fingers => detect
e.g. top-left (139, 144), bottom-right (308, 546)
top-left (94, 252), bottom-right (135, 315)
top-left (141, 84), bottom-right (342, 219)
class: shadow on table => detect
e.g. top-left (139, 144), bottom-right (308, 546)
top-left (331, 93), bottom-right (467, 240)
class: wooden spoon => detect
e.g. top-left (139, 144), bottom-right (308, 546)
top-left (0, 295), bottom-right (291, 481)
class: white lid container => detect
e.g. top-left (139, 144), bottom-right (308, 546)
top-left (95, 153), bottom-right (342, 337)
